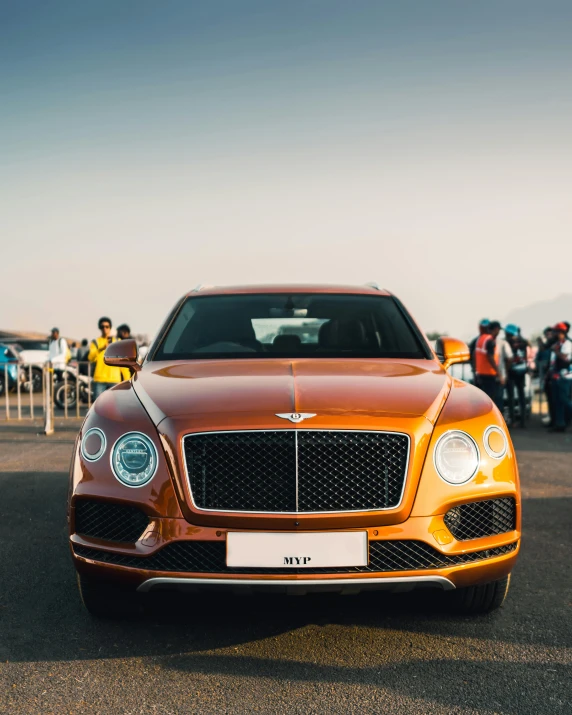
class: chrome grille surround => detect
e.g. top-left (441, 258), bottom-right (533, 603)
top-left (182, 429), bottom-right (411, 514)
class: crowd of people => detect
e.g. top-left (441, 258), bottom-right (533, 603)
top-left (46, 317), bottom-right (139, 398)
top-left (44, 314), bottom-right (572, 432)
top-left (469, 319), bottom-right (572, 431)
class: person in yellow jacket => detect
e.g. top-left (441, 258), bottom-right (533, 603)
top-left (88, 317), bottom-right (130, 399)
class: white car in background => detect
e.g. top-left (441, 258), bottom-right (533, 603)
top-left (3, 339), bottom-right (49, 392)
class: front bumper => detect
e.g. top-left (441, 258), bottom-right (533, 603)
top-left (70, 511), bottom-right (520, 594)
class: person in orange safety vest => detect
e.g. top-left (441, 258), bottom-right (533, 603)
top-left (474, 321), bottom-right (504, 409)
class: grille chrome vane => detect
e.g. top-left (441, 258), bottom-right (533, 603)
top-left (182, 429), bottom-right (410, 514)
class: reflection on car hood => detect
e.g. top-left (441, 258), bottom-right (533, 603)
top-left (133, 358), bottom-right (450, 427)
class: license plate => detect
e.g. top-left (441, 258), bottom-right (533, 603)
top-left (226, 531), bottom-right (368, 568)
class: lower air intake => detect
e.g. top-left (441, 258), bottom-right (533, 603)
top-left (73, 539), bottom-right (518, 574)
top-left (74, 499), bottom-right (150, 543)
top-left (444, 498), bottom-right (516, 541)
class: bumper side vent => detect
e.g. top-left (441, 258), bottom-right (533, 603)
top-left (74, 499), bottom-right (150, 543)
top-left (444, 498), bottom-right (516, 541)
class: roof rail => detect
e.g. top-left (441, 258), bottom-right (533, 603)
top-left (364, 282), bottom-right (382, 291)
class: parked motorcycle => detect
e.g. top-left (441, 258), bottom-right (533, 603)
top-left (54, 364), bottom-right (93, 410)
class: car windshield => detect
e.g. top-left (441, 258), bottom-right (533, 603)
top-left (1, 345), bottom-right (19, 360)
top-left (153, 294), bottom-right (429, 360)
top-left (10, 340), bottom-right (49, 351)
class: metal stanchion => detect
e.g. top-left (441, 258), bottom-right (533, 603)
top-left (16, 364), bottom-right (22, 420)
top-left (43, 363), bottom-right (54, 435)
top-left (63, 370), bottom-right (68, 419)
top-left (5, 364), bottom-right (10, 420)
top-left (87, 362), bottom-right (92, 410)
top-left (52, 370), bottom-right (55, 427)
top-left (76, 364), bottom-right (81, 418)
top-left (29, 365), bottom-right (34, 419)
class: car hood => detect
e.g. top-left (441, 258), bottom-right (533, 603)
top-left (18, 349), bottom-right (48, 365)
top-left (133, 358), bottom-right (450, 428)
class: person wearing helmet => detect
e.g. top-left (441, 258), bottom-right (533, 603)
top-left (548, 322), bottom-right (572, 432)
top-left (505, 324), bottom-right (529, 428)
top-left (537, 326), bottom-right (557, 426)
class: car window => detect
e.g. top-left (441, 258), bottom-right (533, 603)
top-left (16, 340), bottom-right (49, 350)
top-left (153, 294), bottom-right (429, 361)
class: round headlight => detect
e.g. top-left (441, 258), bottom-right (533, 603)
top-left (434, 431), bottom-right (480, 485)
top-left (81, 428), bottom-right (106, 462)
top-left (111, 432), bottom-right (158, 488)
top-left (483, 426), bottom-right (508, 459)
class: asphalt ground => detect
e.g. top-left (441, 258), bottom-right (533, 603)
top-left (0, 419), bottom-right (570, 714)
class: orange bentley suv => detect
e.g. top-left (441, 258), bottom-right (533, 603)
top-left (69, 284), bottom-right (520, 617)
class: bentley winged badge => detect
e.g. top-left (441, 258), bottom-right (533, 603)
top-left (275, 412), bottom-right (317, 424)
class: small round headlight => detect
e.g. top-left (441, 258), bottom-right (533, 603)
top-left (111, 432), bottom-right (158, 488)
top-left (483, 426), bottom-right (508, 459)
top-left (81, 428), bottom-right (106, 462)
top-left (434, 430), bottom-right (480, 485)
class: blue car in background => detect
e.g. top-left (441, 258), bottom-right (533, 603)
top-left (0, 343), bottom-right (21, 396)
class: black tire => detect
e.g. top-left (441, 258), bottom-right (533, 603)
top-left (447, 575), bottom-right (511, 615)
top-left (54, 380), bottom-right (77, 409)
top-left (77, 573), bottom-right (140, 619)
top-left (78, 382), bottom-right (91, 404)
top-left (30, 367), bottom-right (43, 394)
top-left (0, 372), bottom-right (4, 397)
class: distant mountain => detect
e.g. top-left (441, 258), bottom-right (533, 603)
top-left (504, 294), bottom-right (572, 336)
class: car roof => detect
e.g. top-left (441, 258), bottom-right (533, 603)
top-left (185, 284), bottom-right (392, 297)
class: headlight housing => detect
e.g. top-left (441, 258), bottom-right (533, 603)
top-left (81, 427), bottom-right (107, 462)
top-left (483, 425), bottom-right (508, 459)
top-left (434, 430), bottom-right (480, 485)
top-left (111, 432), bottom-right (158, 488)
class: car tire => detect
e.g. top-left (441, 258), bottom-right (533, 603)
top-left (54, 380), bottom-right (77, 410)
top-left (77, 573), bottom-right (140, 619)
top-left (447, 575), bottom-right (511, 615)
top-left (30, 367), bottom-right (43, 394)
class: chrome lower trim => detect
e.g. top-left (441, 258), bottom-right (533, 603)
top-left (137, 575), bottom-right (454, 593)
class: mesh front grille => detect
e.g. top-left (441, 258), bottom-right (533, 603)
top-left (444, 498), bottom-right (516, 541)
top-left (74, 499), bottom-right (150, 543)
top-left (183, 430), bottom-right (409, 513)
top-left (73, 540), bottom-right (517, 574)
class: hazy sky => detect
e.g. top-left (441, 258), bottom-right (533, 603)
top-left (2, 0), bottom-right (571, 341)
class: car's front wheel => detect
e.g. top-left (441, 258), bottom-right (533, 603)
top-left (77, 573), bottom-right (141, 619)
top-left (447, 575), bottom-right (511, 615)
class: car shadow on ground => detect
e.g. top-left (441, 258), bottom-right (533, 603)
top-left (1, 467), bottom-right (570, 667)
top-left (159, 653), bottom-right (569, 714)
